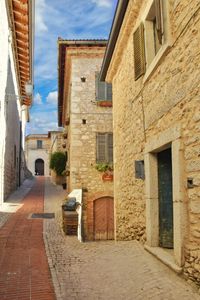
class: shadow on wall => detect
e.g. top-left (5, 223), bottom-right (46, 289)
top-left (3, 56), bottom-right (21, 199)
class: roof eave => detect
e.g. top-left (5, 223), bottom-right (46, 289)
top-left (99, 0), bottom-right (129, 82)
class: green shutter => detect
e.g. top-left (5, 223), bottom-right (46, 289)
top-left (95, 72), bottom-right (106, 100)
top-left (133, 23), bottom-right (146, 80)
top-left (107, 133), bottom-right (113, 163)
top-left (96, 133), bottom-right (106, 162)
top-left (106, 83), bottom-right (112, 101)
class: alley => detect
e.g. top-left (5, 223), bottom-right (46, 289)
top-left (0, 177), bottom-right (200, 300)
top-left (43, 178), bottom-right (200, 300)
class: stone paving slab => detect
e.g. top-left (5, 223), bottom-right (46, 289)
top-left (44, 178), bottom-right (200, 300)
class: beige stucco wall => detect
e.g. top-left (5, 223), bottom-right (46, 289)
top-left (25, 136), bottom-right (50, 176)
top-left (106, 0), bottom-right (200, 283)
top-left (64, 49), bottom-right (113, 239)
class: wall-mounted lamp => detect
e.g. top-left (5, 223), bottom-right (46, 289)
top-left (25, 81), bottom-right (33, 96)
top-left (6, 81), bottom-right (33, 102)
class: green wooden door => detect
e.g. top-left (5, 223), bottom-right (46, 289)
top-left (158, 148), bottom-right (173, 248)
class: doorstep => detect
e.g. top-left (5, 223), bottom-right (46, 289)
top-left (144, 244), bottom-right (182, 274)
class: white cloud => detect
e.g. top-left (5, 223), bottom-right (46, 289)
top-left (35, 0), bottom-right (48, 35)
top-left (46, 91), bottom-right (58, 105)
top-left (34, 93), bottom-right (42, 105)
top-left (91, 0), bottom-right (112, 7)
top-left (26, 109), bottom-right (59, 134)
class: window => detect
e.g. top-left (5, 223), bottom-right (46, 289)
top-left (133, 0), bottom-right (170, 80)
top-left (95, 72), bottom-right (112, 101)
top-left (37, 140), bottom-right (43, 149)
top-left (14, 145), bottom-right (16, 169)
top-left (145, 0), bottom-right (164, 63)
top-left (96, 133), bottom-right (113, 163)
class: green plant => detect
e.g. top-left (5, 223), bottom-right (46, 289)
top-left (50, 152), bottom-right (66, 176)
top-left (95, 162), bottom-right (113, 172)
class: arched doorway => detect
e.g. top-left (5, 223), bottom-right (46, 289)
top-left (94, 197), bottom-right (114, 240)
top-left (35, 159), bottom-right (44, 176)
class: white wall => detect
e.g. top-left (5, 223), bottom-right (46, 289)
top-left (0, 1), bottom-right (23, 202)
top-left (27, 149), bottom-right (49, 176)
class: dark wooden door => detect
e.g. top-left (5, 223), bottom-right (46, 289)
top-left (35, 159), bottom-right (44, 176)
top-left (158, 148), bottom-right (173, 248)
top-left (94, 197), bottom-right (114, 240)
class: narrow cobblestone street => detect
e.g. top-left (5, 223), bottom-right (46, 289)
top-left (43, 178), bottom-right (200, 300)
top-left (0, 177), bottom-right (200, 300)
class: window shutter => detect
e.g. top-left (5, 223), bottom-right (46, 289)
top-left (107, 133), bottom-right (113, 163)
top-left (96, 133), bottom-right (106, 162)
top-left (155, 0), bottom-right (163, 44)
top-left (95, 72), bottom-right (106, 100)
top-left (106, 83), bottom-right (112, 101)
top-left (133, 23), bottom-right (146, 80)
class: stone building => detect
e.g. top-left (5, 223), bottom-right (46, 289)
top-left (0, 0), bottom-right (34, 202)
top-left (100, 0), bottom-right (200, 283)
top-left (48, 130), bottom-right (64, 154)
top-left (25, 134), bottom-right (50, 176)
top-left (58, 40), bottom-right (113, 241)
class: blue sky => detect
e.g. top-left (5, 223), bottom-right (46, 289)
top-left (26, 0), bottom-right (118, 135)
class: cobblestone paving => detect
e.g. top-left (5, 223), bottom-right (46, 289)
top-left (44, 178), bottom-right (200, 300)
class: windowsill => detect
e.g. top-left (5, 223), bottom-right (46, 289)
top-left (96, 100), bottom-right (112, 107)
top-left (143, 42), bottom-right (171, 83)
top-left (144, 244), bottom-right (182, 274)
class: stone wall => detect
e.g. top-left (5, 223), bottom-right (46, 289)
top-left (106, 0), bottom-right (200, 284)
top-left (66, 52), bottom-right (113, 240)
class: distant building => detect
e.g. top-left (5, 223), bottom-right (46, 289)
top-left (0, 0), bottom-right (34, 202)
top-left (25, 134), bottom-right (50, 176)
top-left (58, 40), bottom-right (113, 241)
top-left (100, 0), bottom-right (200, 283)
top-left (48, 130), bottom-right (64, 154)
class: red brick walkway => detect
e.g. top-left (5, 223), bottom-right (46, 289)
top-left (0, 177), bottom-right (56, 300)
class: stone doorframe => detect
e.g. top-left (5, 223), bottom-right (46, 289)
top-left (87, 191), bottom-right (114, 240)
top-left (144, 125), bottom-right (187, 267)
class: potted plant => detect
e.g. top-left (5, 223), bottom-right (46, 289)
top-left (50, 152), bottom-right (67, 186)
top-left (95, 162), bottom-right (114, 181)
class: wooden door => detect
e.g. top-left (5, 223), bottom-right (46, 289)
top-left (158, 148), bottom-right (173, 248)
top-left (94, 197), bottom-right (114, 240)
top-left (35, 159), bottom-right (44, 176)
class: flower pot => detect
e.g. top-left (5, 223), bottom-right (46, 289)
top-left (102, 172), bottom-right (113, 182)
top-left (97, 101), bottom-right (112, 107)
